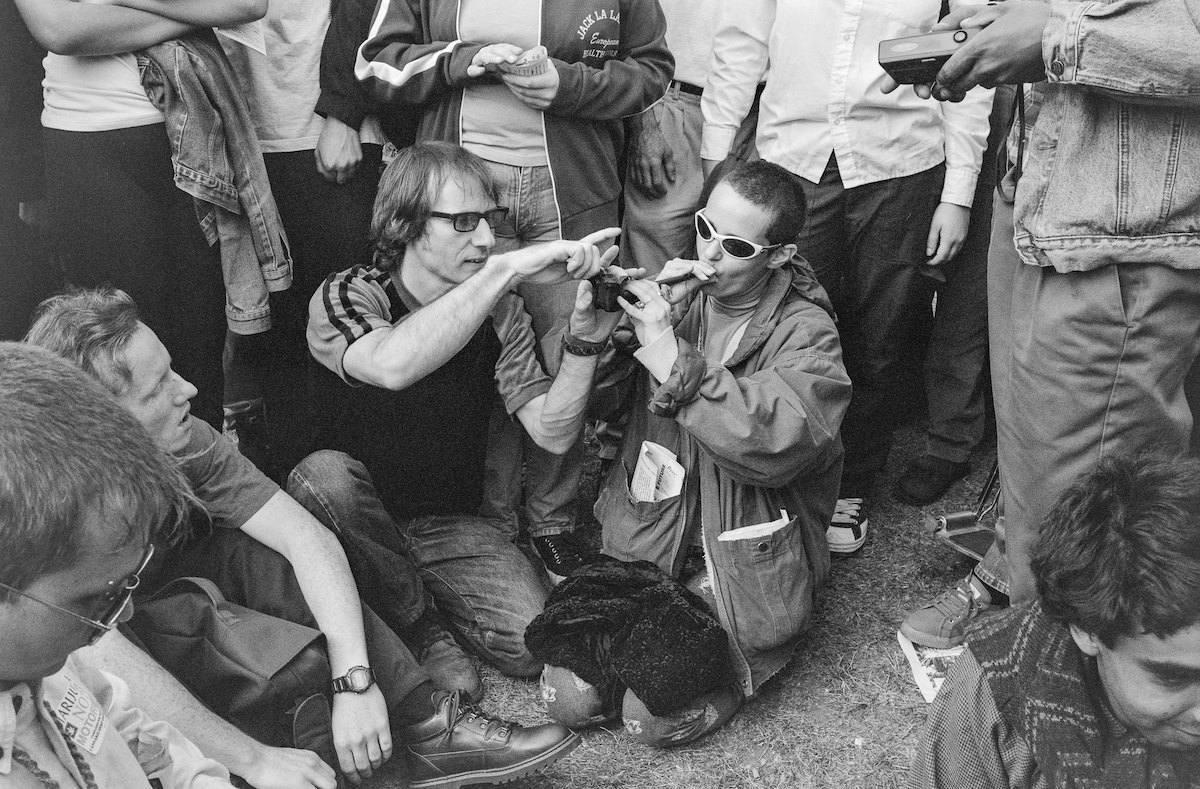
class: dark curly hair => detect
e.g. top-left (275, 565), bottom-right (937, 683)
top-left (1033, 453), bottom-right (1200, 647)
top-left (370, 141), bottom-right (502, 272)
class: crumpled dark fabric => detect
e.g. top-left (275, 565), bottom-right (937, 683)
top-left (525, 556), bottom-right (734, 717)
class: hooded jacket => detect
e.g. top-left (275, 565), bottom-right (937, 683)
top-left (592, 261), bottom-right (851, 695)
top-left (319, 0), bottom-right (672, 239)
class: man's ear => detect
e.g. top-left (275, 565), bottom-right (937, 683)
top-left (1069, 624), bottom-right (1104, 657)
top-left (767, 243), bottom-right (796, 270)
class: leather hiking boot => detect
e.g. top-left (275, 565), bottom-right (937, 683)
top-left (410, 614), bottom-right (483, 703)
top-left (399, 690), bottom-right (581, 789)
top-left (900, 574), bottom-right (995, 649)
top-left (894, 455), bottom-right (970, 506)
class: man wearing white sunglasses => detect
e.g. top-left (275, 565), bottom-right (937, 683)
top-left (569, 161), bottom-right (851, 743)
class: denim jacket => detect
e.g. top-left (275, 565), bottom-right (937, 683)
top-left (1015, 0), bottom-right (1200, 272)
top-left (139, 30), bottom-right (292, 334)
top-left (593, 263), bottom-right (851, 696)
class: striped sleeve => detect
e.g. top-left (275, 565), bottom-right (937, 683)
top-left (353, 0), bottom-right (484, 106)
top-left (307, 267), bottom-right (396, 384)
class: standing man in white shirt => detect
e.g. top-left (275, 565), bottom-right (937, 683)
top-left (700, 0), bottom-right (992, 548)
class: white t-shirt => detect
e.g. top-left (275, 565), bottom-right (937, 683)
top-left (42, 52), bottom-right (165, 132)
top-left (457, 0), bottom-right (548, 167)
top-left (219, 0), bottom-right (382, 153)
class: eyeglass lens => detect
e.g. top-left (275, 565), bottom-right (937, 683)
top-left (452, 208), bottom-right (508, 232)
top-left (694, 212), bottom-right (758, 259)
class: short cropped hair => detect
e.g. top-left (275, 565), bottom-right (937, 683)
top-left (720, 160), bottom-right (807, 246)
top-left (24, 286), bottom-right (142, 397)
top-left (1033, 454), bottom-right (1200, 647)
top-left (371, 141), bottom-right (502, 272)
top-left (0, 344), bottom-right (191, 596)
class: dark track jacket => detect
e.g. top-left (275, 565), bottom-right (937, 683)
top-left (318, 0), bottom-right (672, 239)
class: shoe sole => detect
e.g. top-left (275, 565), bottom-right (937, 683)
top-left (407, 732), bottom-right (582, 789)
top-left (898, 621), bottom-right (961, 650)
top-left (827, 519), bottom-right (869, 554)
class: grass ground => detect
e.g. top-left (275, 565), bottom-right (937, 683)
top-left (368, 422), bottom-right (996, 789)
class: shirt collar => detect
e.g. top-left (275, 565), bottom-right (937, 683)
top-left (0, 682), bottom-right (36, 776)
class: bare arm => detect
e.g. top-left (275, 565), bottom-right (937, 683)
top-left (240, 491), bottom-right (392, 783)
top-left (85, 631), bottom-right (337, 789)
top-left (13, 0), bottom-right (263, 56)
top-left (343, 261), bottom-right (521, 391)
top-left (343, 228), bottom-right (621, 391)
top-left (513, 267), bottom-right (626, 454)
top-left (94, 0), bottom-right (266, 28)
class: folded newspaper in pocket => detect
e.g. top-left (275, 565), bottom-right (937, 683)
top-left (630, 441), bottom-right (684, 503)
top-left (717, 510), bottom-right (790, 542)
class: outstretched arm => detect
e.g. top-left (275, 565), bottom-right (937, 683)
top-left (511, 260), bottom-right (628, 453)
top-left (895, 0), bottom-right (1200, 106)
top-left (336, 229), bottom-right (619, 391)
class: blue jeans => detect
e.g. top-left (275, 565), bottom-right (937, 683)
top-left (479, 160), bottom-right (582, 539)
top-left (289, 450), bottom-right (548, 677)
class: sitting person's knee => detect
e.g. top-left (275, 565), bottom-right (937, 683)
top-left (287, 449), bottom-right (359, 493)
top-left (620, 685), bottom-right (742, 748)
top-left (540, 665), bottom-right (612, 729)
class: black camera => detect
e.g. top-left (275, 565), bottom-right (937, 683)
top-left (589, 272), bottom-right (638, 312)
top-left (878, 29), bottom-right (972, 84)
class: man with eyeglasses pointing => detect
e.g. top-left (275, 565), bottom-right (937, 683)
top-left (539, 160), bottom-right (851, 744)
top-left (299, 139), bottom-right (630, 711)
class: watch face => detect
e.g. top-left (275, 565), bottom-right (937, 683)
top-left (346, 666), bottom-right (372, 691)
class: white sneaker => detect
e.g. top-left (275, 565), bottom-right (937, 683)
top-left (827, 497), bottom-right (868, 554)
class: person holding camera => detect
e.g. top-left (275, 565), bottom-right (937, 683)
top-left (296, 141), bottom-right (633, 687)
top-left (700, 0), bottom-right (994, 548)
top-left (540, 161), bottom-right (851, 746)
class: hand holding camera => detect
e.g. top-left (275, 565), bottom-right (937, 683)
top-left (878, 29), bottom-right (973, 85)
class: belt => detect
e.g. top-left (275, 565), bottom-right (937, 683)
top-left (670, 79), bottom-right (703, 97)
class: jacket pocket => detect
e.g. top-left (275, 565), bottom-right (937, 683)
top-left (596, 458), bottom-right (684, 574)
top-left (709, 516), bottom-right (818, 654)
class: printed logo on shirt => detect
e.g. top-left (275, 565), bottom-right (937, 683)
top-left (47, 676), bottom-right (109, 755)
top-left (575, 8), bottom-right (620, 65)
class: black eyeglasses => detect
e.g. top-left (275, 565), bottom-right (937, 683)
top-left (694, 209), bottom-right (781, 259)
top-left (428, 207), bottom-right (509, 233)
top-left (0, 543), bottom-right (154, 646)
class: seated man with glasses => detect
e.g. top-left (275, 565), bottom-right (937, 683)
top-left (26, 286), bottom-right (580, 788)
top-left (0, 343), bottom-right (240, 788)
top-left (297, 140), bottom-right (627, 683)
top-left (542, 160), bottom-right (851, 746)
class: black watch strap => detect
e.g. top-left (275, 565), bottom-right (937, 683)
top-left (562, 333), bottom-right (607, 357)
top-left (331, 665), bottom-right (376, 694)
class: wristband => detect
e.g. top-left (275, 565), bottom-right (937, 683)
top-left (562, 333), bottom-right (607, 357)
